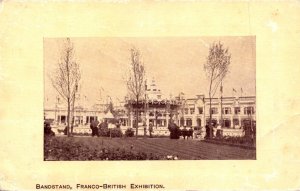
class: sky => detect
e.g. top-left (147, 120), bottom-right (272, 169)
top-left (44, 36), bottom-right (255, 108)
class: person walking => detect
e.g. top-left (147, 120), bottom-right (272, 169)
top-left (216, 123), bottom-right (222, 138)
top-left (182, 126), bottom-right (187, 140)
top-left (149, 122), bottom-right (153, 138)
top-left (205, 124), bottom-right (210, 139)
top-left (90, 119), bottom-right (99, 137)
top-left (188, 126), bottom-right (194, 139)
top-left (143, 122), bottom-right (147, 138)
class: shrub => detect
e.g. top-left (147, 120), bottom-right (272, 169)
top-left (44, 137), bottom-right (164, 160)
top-left (99, 127), bottom-right (123, 137)
top-left (168, 126), bottom-right (180, 139)
top-left (110, 128), bottom-right (123, 138)
top-left (99, 127), bottom-right (110, 137)
top-left (125, 128), bottom-right (135, 137)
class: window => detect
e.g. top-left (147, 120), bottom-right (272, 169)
top-left (206, 119), bottom-right (217, 126)
top-left (180, 117), bottom-right (184, 126)
top-left (157, 95), bottom-right (161, 99)
top-left (222, 107), bottom-right (231, 114)
top-left (184, 108), bottom-right (189, 115)
top-left (234, 107), bottom-right (240, 115)
top-left (60, 115), bottom-right (66, 124)
top-left (190, 108), bottom-right (195, 114)
top-left (197, 118), bottom-right (201, 126)
top-left (223, 119), bottom-right (231, 128)
top-left (186, 118), bottom-right (192, 126)
top-left (233, 118), bottom-right (239, 126)
top-left (244, 107), bottom-right (254, 115)
top-left (210, 107), bottom-right (218, 114)
top-left (198, 107), bottom-right (203, 114)
top-left (90, 116), bottom-right (95, 123)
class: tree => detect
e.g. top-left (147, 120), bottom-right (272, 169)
top-left (204, 41), bottom-right (231, 138)
top-left (50, 38), bottom-right (81, 137)
top-left (126, 47), bottom-right (145, 138)
top-left (106, 100), bottom-right (117, 117)
top-left (178, 92), bottom-right (186, 127)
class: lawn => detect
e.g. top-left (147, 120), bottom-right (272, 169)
top-left (44, 136), bottom-right (256, 160)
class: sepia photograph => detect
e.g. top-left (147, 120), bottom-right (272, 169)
top-left (2, 0), bottom-right (300, 190)
top-left (2, 1), bottom-right (300, 190)
top-left (43, 36), bottom-right (256, 160)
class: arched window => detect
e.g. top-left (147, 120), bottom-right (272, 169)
top-left (180, 117), bottom-right (184, 126)
top-left (197, 118), bottom-right (201, 127)
top-left (186, 118), bottom-right (192, 127)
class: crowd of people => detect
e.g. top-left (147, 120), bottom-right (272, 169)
top-left (45, 117), bottom-right (255, 141)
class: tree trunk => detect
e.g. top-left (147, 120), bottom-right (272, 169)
top-left (67, 98), bottom-right (70, 137)
top-left (135, 98), bottom-right (139, 139)
top-left (208, 73), bottom-right (213, 139)
top-left (209, 97), bottom-right (213, 138)
top-left (71, 98), bottom-right (75, 136)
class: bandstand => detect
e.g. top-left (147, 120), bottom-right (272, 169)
top-left (125, 79), bottom-right (182, 131)
top-left (125, 99), bottom-right (182, 130)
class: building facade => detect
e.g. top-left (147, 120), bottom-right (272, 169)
top-left (44, 104), bottom-right (108, 126)
top-left (44, 79), bottom-right (255, 132)
top-left (177, 95), bottom-right (256, 129)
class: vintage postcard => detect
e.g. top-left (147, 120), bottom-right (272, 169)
top-left (1, 1), bottom-right (300, 191)
top-left (43, 36), bottom-right (256, 161)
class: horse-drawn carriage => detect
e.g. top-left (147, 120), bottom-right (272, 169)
top-left (180, 127), bottom-right (194, 139)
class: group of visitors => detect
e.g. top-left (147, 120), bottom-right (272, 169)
top-left (205, 123), bottom-right (222, 139)
top-left (167, 120), bottom-right (194, 139)
top-left (181, 126), bottom-right (194, 139)
top-left (204, 122), bottom-right (256, 139)
top-left (141, 121), bottom-right (154, 138)
top-left (90, 119), bottom-right (108, 137)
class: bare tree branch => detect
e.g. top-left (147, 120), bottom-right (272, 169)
top-left (204, 41), bottom-right (231, 138)
top-left (126, 47), bottom-right (146, 138)
top-left (49, 38), bottom-right (81, 137)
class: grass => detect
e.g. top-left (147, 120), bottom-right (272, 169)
top-left (44, 136), bottom-right (256, 160)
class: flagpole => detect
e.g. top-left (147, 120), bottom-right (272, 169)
top-left (233, 88), bottom-right (237, 97)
